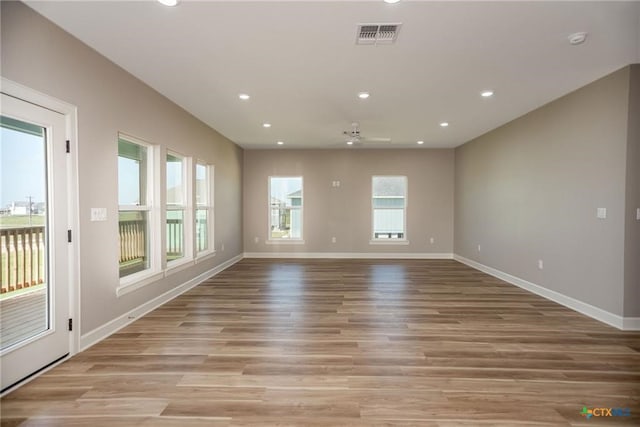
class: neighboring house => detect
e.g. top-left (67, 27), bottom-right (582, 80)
top-left (286, 190), bottom-right (302, 239)
top-left (270, 197), bottom-right (285, 231)
top-left (372, 179), bottom-right (405, 239)
top-left (9, 201), bottom-right (30, 216)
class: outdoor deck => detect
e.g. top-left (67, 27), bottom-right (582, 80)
top-left (0, 287), bottom-right (46, 350)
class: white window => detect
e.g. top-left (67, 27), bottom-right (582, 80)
top-left (195, 162), bottom-right (214, 255)
top-left (166, 152), bottom-right (191, 265)
top-left (372, 176), bottom-right (407, 241)
top-left (118, 135), bottom-right (157, 279)
top-left (269, 176), bottom-right (303, 240)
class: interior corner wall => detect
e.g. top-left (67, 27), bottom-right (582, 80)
top-left (454, 66), bottom-right (631, 317)
top-left (243, 149), bottom-right (454, 255)
top-left (1, 1), bottom-right (243, 334)
top-left (624, 64), bottom-right (640, 317)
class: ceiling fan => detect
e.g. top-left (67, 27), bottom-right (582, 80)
top-left (342, 122), bottom-right (391, 145)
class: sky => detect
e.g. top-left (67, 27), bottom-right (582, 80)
top-left (1, 126), bottom-right (46, 207)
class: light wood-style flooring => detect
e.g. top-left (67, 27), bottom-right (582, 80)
top-left (1, 259), bottom-right (639, 426)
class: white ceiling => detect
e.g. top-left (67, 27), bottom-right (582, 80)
top-left (25, 0), bottom-right (640, 149)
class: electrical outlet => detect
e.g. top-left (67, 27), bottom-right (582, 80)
top-left (254, 237), bottom-right (259, 244)
top-left (429, 237), bottom-right (434, 244)
top-left (477, 244), bottom-right (481, 252)
top-left (221, 243), bottom-right (225, 252)
top-left (331, 236), bottom-right (336, 243)
top-left (637, 208), bottom-right (640, 221)
top-left (538, 259), bottom-right (544, 270)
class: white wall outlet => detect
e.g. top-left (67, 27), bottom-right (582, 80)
top-left (597, 207), bottom-right (607, 219)
top-left (331, 236), bottom-right (337, 243)
top-left (429, 237), bottom-right (435, 244)
top-left (477, 244), bottom-right (481, 252)
top-left (90, 207), bottom-right (107, 221)
top-left (221, 243), bottom-right (225, 252)
top-left (331, 180), bottom-right (341, 188)
top-left (637, 208), bottom-right (640, 221)
top-left (538, 259), bottom-right (544, 270)
top-left (254, 236), bottom-right (259, 244)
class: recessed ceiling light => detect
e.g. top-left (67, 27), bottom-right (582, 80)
top-left (358, 92), bottom-right (370, 99)
top-left (157, 0), bottom-right (179, 6)
top-left (417, 140), bottom-right (425, 145)
top-left (263, 123), bottom-right (271, 128)
top-left (347, 141), bottom-right (354, 145)
top-left (440, 122), bottom-right (449, 127)
top-left (481, 90), bottom-right (494, 98)
top-left (568, 32), bottom-right (587, 45)
top-left (238, 93), bottom-right (250, 100)
top-left (277, 141), bottom-right (284, 145)
top-left (384, 0), bottom-right (401, 4)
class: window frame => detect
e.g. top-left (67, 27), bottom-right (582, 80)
top-left (370, 175), bottom-right (409, 245)
top-left (267, 176), bottom-right (304, 244)
top-left (117, 133), bottom-right (162, 291)
top-left (165, 150), bottom-right (193, 270)
top-left (195, 161), bottom-right (215, 260)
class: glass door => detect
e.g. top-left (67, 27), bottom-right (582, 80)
top-left (0, 93), bottom-right (69, 392)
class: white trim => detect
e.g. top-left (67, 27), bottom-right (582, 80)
top-left (1, 77), bottom-right (81, 356)
top-left (622, 317), bottom-right (640, 330)
top-left (265, 239), bottom-right (306, 245)
top-left (369, 239), bottom-right (410, 245)
top-left (80, 254), bottom-right (243, 351)
top-left (244, 252), bottom-right (453, 259)
top-left (117, 271), bottom-right (164, 297)
top-left (453, 254), bottom-right (639, 331)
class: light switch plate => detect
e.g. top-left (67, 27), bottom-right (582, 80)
top-left (91, 208), bottom-right (107, 221)
top-left (597, 208), bottom-right (607, 219)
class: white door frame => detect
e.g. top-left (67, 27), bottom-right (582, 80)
top-left (0, 77), bottom-right (81, 391)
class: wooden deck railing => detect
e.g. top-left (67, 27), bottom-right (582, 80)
top-left (0, 226), bottom-right (46, 294)
top-left (1, 218), bottom-right (189, 295)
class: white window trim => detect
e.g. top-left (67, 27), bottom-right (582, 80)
top-left (117, 133), bottom-right (161, 292)
top-left (268, 175), bottom-right (304, 242)
top-left (195, 162), bottom-right (215, 259)
top-left (370, 175), bottom-right (408, 244)
top-left (166, 151), bottom-right (193, 269)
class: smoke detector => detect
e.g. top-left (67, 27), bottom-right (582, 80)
top-left (568, 32), bottom-right (587, 45)
top-left (356, 23), bottom-right (402, 45)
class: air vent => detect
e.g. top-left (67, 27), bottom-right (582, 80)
top-left (356, 23), bottom-right (401, 45)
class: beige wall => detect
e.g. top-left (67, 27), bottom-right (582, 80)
top-left (1, 2), bottom-right (243, 334)
top-left (455, 67), bottom-right (632, 316)
top-left (244, 149), bottom-right (454, 255)
top-left (624, 65), bottom-right (640, 317)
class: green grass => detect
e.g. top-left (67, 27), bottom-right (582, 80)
top-left (0, 215), bottom-right (45, 228)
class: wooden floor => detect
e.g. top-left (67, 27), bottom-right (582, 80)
top-left (1, 259), bottom-right (639, 426)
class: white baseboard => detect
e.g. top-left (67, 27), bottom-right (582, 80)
top-left (622, 317), bottom-right (640, 330)
top-left (453, 254), bottom-right (639, 331)
top-left (79, 254), bottom-right (243, 351)
top-left (243, 252), bottom-right (454, 259)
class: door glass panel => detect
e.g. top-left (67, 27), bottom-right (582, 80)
top-left (0, 116), bottom-right (49, 351)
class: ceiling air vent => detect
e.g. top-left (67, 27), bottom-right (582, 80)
top-left (356, 23), bottom-right (401, 45)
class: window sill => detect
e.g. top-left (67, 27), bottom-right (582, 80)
top-left (165, 258), bottom-right (195, 276)
top-left (117, 271), bottom-right (164, 297)
top-left (266, 239), bottom-right (306, 245)
top-left (195, 250), bottom-right (217, 264)
top-left (369, 239), bottom-right (410, 245)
